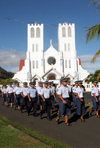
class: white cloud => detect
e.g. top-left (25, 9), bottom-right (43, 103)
top-left (79, 54), bottom-right (100, 72)
top-left (0, 48), bottom-right (26, 72)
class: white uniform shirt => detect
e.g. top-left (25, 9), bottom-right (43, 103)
top-left (20, 87), bottom-right (29, 96)
top-left (2, 88), bottom-right (7, 94)
top-left (13, 86), bottom-right (21, 95)
top-left (51, 86), bottom-right (55, 93)
top-left (41, 87), bottom-right (51, 99)
top-left (6, 86), bottom-right (14, 94)
top-left (48, 87), bottom-right (55, 95)
top-left (73, 86), bottom-right (78, 93)
top-left (28, 87), bottom-right (37, 98)
top-left (57, 85), bottom-right (69, 98)
top-left (36, 86), bottom-right (43, 95)
top-left (67, 85), bottom-right (72, 93)
top-left (91, 86), bottom-right (99, 96)
top-left (77, 86), bottom-right (84, 98)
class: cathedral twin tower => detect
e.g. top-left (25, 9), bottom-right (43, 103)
top-left (13, 23), bottom-right (89, 83)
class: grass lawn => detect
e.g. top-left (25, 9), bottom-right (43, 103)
top-left (0, 116), bottom-right (72, 148)
top-left (0, 119), bottom-right (51, 148)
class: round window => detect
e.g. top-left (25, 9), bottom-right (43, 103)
top-left (48, 57), bottom-right (56, 65)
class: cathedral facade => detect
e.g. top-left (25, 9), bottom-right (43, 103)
top-left (13, 23), bottom-right (89, 84)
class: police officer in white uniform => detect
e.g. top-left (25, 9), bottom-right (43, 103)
top-left (36, 81), bottom-right (43, 118)
top-left (28, 82), bottom-right (37, 116)
top-left (41, 81), bottom-right (52, 120)
top-left (48, 82), bottom-right (56, 109)
top-left (20, 82), bottom-right (29, 113)
top-left (56, 78), bottom-right (71, 126)
top-left (13, 82), bottom-right (21, 110)
top-left (6, 82), bottom-right (14, 108)
top-left (75, 81), bottom-right (85, 122)
top-left (89, 81), bottom-right (100, 117)
top-left (72, 81), bottom-right (79, 107)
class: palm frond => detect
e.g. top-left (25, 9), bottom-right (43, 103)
top-left (86, 24), bottom-right (100, 42)
top-left (91, 49), bottom-right (100, 62)
top-left (91, 0), bottom-right (100, 9)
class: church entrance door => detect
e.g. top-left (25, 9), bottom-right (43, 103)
top-left (47, 73), bottom-right (56, 80)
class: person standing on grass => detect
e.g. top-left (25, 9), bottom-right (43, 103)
top-left (56, 78), bottom-right (71, 126)
top-left (89, 81), bottom-right (100, 118)
top-left (13, 82), bottom-right (21, 110)
top-left (6, 82), bottom-right (14, 108)
top-left (27, 82), bottom-right (38, 116)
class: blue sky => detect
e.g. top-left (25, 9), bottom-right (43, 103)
top-left (0, 0), bottom-right (100, 72)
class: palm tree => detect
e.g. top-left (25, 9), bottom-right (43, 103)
top-left (86, 0), bottom-right (100, 62)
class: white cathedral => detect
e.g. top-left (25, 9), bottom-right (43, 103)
top-left (13, 23), bottom-right (89, 84)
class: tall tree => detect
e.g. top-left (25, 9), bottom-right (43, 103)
top-left (86, 0), bottom-right (100, 62)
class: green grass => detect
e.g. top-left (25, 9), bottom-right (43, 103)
top-left (85, 103), bottom-right (93, 108)
top-left (0, 119), bottom-right (51, 148)
top-left (0, 116), bottom-right (72, 148)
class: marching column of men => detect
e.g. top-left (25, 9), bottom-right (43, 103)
top-left (1, 78), bottom-right (100, 126)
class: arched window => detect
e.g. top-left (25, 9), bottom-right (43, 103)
top-left (69, 60), bottom-right (71, 68)
top-left (62, 27), bottom-right (66, 37)
top-left (68, 27), bottom-right (71, 37)
top-left (65, 60), bottom-right (67, 68)
top-left (36, 60), bottom-right (38, 68)
top-left (33, 61), bottom-right (35, 68)
top-left (31, 28), bottom-right (34, 38)
top-left (32, 44), bottom-right (34, 52)
top-left (68, 43), bottom-right (70, 51)
top-left (36, 44), bottom-right (38, 52)
top-left (36, 27), bottom-right (40, 38)
top-left (64, 43), bottom-right (66, 51)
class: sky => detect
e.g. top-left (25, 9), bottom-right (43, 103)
top-left (0, 0), bottom-right (100, 73)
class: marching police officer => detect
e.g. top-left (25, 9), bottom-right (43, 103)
top-left (36, 81), bottom-right (43, 119)
top-left (56, 78), bottom-right (71, 126)
top-left (89, 81), bottom-right (100, 117)
top-left (40, 81), bottom-right (52, 120)
top-left (27, 82), bottom-right (38, 116)
top-left (20, 82), bottom-right (29, 113)
top-left (75, 81), bottom-right (85, 122)
top-left (48, 82), bottom-right (56, 109)
top-left (13, 82), bottom-right (21, 110)
top-left (72, 81), bottom-right (79, 107)
top-left (6, 82), bottom-right (14, 108)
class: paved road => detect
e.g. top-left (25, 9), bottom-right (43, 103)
top-left (0, 94), bottom-right (100, 148)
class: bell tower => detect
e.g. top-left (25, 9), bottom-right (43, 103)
top-left (26, 23), bottom-right (44, 77)
top-left (58, 23), bottom-right (77, 76)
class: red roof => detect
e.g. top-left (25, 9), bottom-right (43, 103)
top-left (19, 59), bottom-right (25, 71)
top-left (79, 58), bottom-right (81, 65)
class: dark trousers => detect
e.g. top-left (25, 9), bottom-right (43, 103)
top-left (2, 94), bottom-right (7, 104)
top-left (27, 98), bottom-right (37, 115)
top-left (20, 96), bottom-right (28, 112)
top-left (15, 94), bottom-right (21, 107)
top-left (41, 98), bottom-right (51, 118)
